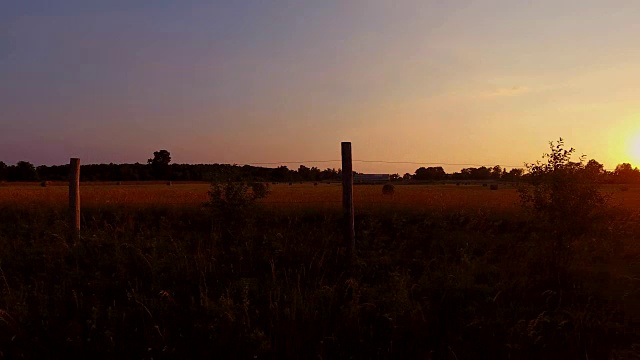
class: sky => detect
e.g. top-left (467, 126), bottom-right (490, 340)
top-left (2, 0), bottom-right (640, 174)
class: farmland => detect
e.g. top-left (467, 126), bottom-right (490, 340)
top-left (2, 181), bottom-right (640, 213)
top-left (1, 181), bottom-right (640, 358)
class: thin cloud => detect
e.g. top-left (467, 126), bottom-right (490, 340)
top-left (481, 86), bottom-right (530, 98)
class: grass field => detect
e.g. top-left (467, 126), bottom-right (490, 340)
top-left (1, 181), bottom-right (640, 358)
top-left (2, 181), bottom-right (640, 213)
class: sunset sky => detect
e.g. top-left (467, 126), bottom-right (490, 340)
top-left (2, 1), bottom-right (640, 173)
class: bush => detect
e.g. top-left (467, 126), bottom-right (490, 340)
top-left (517, 139), bottom-right (610, 278)
top-left (382, 183), bottom-right (395, 195)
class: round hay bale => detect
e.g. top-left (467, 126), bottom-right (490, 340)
top-left (288, 182), bottom-right (293, 186)
top-left (382, 183), bottom-right (395, 195)
top-left (40, 181), bottom-right (50, 187)
top-left (166, 181), bottom-right (172, 186)
top-left (116, 181), bottom-right (122, 185)
top-left (314, 182), bottom-right (318, 186)
top-left (489, 184), bottom-right (499, 191)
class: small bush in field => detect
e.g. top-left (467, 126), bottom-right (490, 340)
top-left (207, 181), bottom-right (269, 215)
top-left (382, 183), bottom-right (395, 195)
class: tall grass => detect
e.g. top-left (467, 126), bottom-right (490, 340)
top-left (0, 200), bottom-right (638, 358)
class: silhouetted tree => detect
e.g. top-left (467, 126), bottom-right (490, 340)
top-left (148, 150), bottom-right (172, 180)
top-left (503, 168), bottom-right (524, 182)
top-left (0, 161), bottom-right (6, 181)
top-left (414, 167), bottom-right (446, 181)
top-left (614, 163), bottom-right (640, 184)
top-left (491, 165), bottom-right (502, 180)
top-left (8, 161), bottom-right (38, 181)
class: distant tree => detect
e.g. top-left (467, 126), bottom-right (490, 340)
top-left (319, 168), bottom-right (339, 181)
top-left (148, 150), bottom-right (172, 179)
top-left (8, 161), bottom-right (38, 181)
top-left (0, 161), bottom-right (6, 181)
top-left (270, 166), bottom-right (291, 182)
top-left (403, 173), bottom-right (412, 180)
top-left (584, 159), bottom-right (605, 181)
top-left (298, 165), bottom-right (311, 180)
top-left (491, 165), bottom-right (502, 180)
top-left (390, 173), bottom-right (400, 181)
top-left (414, 167), bottom-right (446, 181)
top-left (614, 163), bottom-right (640, 184)
top-left (504, 168), bottom-right (524, 181)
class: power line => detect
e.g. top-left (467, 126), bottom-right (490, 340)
top-left (232, 159), bottom-right (620, 171)
top-left (236, 159), bottom-right (526, 168)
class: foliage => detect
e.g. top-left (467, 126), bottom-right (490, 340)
top-left (414, 166), bottom-right (446, 180)
top-left (518, 138), bottom-right (608, 237)
top-left (206, 181), bottom-right (269, 218)
top-left (0, 202), bottom-right (635, 358)
top-left (148, 149), bottom-right (172, 179)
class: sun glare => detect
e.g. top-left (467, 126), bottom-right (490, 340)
top-left (631, 133), bottom-right (640, 165)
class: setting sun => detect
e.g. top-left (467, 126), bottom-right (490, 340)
top-left (630, 133), bottom-right (640, 165)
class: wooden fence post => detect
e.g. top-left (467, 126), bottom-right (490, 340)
top-left (341, 142), bottom-right (355, 261)
top-left (69, 158), bottom-right (80, 241)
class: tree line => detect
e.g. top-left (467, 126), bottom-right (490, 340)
top-left (1, 150), bottom-right (639, 184)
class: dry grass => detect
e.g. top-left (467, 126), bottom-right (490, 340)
top-left (1, 182), bottom-right (639, 215)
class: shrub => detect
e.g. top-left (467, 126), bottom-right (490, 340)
top-left (517, 138), bottom-right (610, 278)
top-left (206, 180), bottom-right (270, 250)
top-left (207, 181), bottom-right (269, 214)
top-left (382, 183), bottom-right (395, 195)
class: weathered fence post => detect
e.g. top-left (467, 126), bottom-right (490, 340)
top-left (341, 142), bottom-right (355, 261)
top-left (69, 158), bottom-right (80, 241)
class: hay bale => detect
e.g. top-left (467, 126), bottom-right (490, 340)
top-left (314, 182), bottom-right (318, 186)
top-left (482, 183), bottom-right (488, 187)
top-left (382, 183), bottom-right (395, 195)
top-left (116, 181), bottom-right (122, 185)
top-left (166, 181), bottom-right (172, 186)
top-left (489, 184), bottom-right (499, 191)
top-left (288, 182), bottom-right (293, 186)
top-left (40, 181), bottom-right (50, 187)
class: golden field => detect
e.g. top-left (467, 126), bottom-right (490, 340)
top-left (1, 181), bottom-right (639, 214)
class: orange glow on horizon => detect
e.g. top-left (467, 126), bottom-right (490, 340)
top-left (631, 133), bottom-right (640, 166)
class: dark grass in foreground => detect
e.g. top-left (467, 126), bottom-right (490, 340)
top-left (0, 203), bottom-right (639, 359)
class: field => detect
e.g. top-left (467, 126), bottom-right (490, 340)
top-left (1, 181), bottom-right (640, 358)
top-left (2, 181), bottom-right (640, 212)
